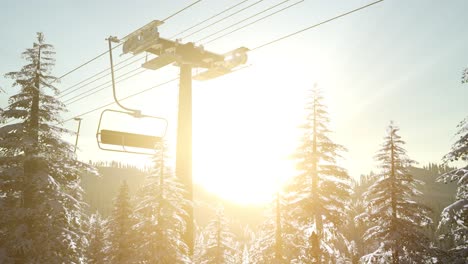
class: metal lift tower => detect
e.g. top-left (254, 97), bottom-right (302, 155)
top-left (118, 20), bottom-right (248, 256)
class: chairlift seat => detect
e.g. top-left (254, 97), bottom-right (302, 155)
top-left (100, 129), bottom-right (162, 150)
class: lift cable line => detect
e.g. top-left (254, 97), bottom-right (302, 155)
top-left (63, 68), bottom-right (147, 105)
top-left (197, 0), bottom-right (300, 43)
top-left (63, 67), bottom-right (146, 105)
top-left (200, 0), bottom-right (304, 45)
top-left (60, 58), bottom-right (144, 100)
top-left (170, 0), bottom-right (251, 39)
top-left (252, 0), bottom-right (384, 51)
top-left (59, 54), bottom-right (145, 97)
top-left (162, 0), bottom-right (203, 23)
top-left (55, 44), bottom-right (122, 86)
top-left (63, 77), bottom-right (178, 123)
top-left (180, 0), bottom-right (265, 40)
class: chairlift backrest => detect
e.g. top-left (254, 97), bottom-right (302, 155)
top-left (96, 109), bottom-right (168, 155)
top-left (100, 129), bottom-right (162, 149)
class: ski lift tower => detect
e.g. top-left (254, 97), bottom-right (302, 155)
top-left (119, 20), bottom-right (248, 255)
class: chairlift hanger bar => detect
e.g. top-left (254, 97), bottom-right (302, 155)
top-left (106, 36), bottom-right (141, 116)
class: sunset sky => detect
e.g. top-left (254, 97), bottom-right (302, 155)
top-left (1, 0), bottom-right (467, 204)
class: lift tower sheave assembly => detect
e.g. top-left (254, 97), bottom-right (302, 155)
top-left (120, 19), bottom-right (249, 256)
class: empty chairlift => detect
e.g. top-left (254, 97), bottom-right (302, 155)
top-left (96, 34), bottom-right (168, 155)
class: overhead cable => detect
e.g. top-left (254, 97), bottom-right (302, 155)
top-left (180, 0), bottom-right (266, 40)
top-left (170, 0), bottom-right (250, 39)
top-left (201, 0), bottom-right (304, 45)
top-left (251, 0), bottom-right (384, 51)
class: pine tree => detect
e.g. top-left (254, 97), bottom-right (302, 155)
top-left (0, 32), bottom-right (92, 263)
top-left (194, 225), bottom-right (208, 264)
top-left (86, 212), bottom-right (109, 264)
top-left (108, 180), bottom-right (136, 263)
top-left (360, 122), bottom-right (433, 263)
top-left (133, 141), bottom-right (190, 263)
top-left (436, 117), bottom-right (467, 262)
top-left (199, 206), bottom-right (239, 264)
top-left (287, 86), bottom-right (352, 263)
top-left (249, 191), bottom-right (300, 263)
top-left (346, 180), bottom-right (371, 264)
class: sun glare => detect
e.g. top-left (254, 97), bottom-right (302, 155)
top-left (191, 66), bottom-right (304, 205)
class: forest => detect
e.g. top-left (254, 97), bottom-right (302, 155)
top-left (0, 33), bottom-right (466, 264)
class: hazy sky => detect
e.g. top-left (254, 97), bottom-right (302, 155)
top-left (1, 0), bottom-right (467, 203)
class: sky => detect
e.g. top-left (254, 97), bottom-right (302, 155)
top-left (1, 0), bottom-right (467, 204)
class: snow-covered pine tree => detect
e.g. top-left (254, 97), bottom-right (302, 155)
top-left (249, 191), bottom-right (301, 263)
top-left (86, 212), bottom-right (109, 264)
top-left (287, 86), bottom-right (352, 263)
top-left (436, 117), bottom-right (467, 262)
top-left (107, 180), bottom-right (136, 263)
top-left (198, 206), bottom-right (239, 264)
top-left (360, 122), bottom-right (433, 264)
top-left (194, 224), bottom-right (208, 264)
top-left (0, 32), bottom-right (92, 263)
top-left (346, 181), bottom-right (370, 264)
top-left (133, 141), bottom-right (190, 263)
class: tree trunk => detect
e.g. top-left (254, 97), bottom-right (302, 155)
top-left (311, 95), bottom-right (322, 264)
top-left (390, 132), bottom-right (399, 264)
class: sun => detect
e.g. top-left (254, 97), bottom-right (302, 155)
top-left (190, 66), bottom-right (304, 205)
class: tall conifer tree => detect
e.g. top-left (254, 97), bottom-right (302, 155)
top-left (360, 123), bottom-right (432, 263)
top-left (249, 191), bottom-right (300, 264)
top-left (133, 142), bottom-right (190, 263)
top-left (107, 180), bottom-right (136, 263)
top-left (437, 117), bottom-right (467, 262)
top-left (0, 33), bottom-right (91, 263)
top-left (86, 212), bottom-right (109, 264)
top-left (199, 207), bottom-right (239, 264)
top-left (288, 86), bottom-right (352, 263)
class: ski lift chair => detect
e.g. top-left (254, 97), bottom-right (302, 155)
top-left (97, 34), bottom-right (168, 155)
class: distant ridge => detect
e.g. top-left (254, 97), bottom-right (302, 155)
top-left (81, 163), bottom-right (458, 238)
